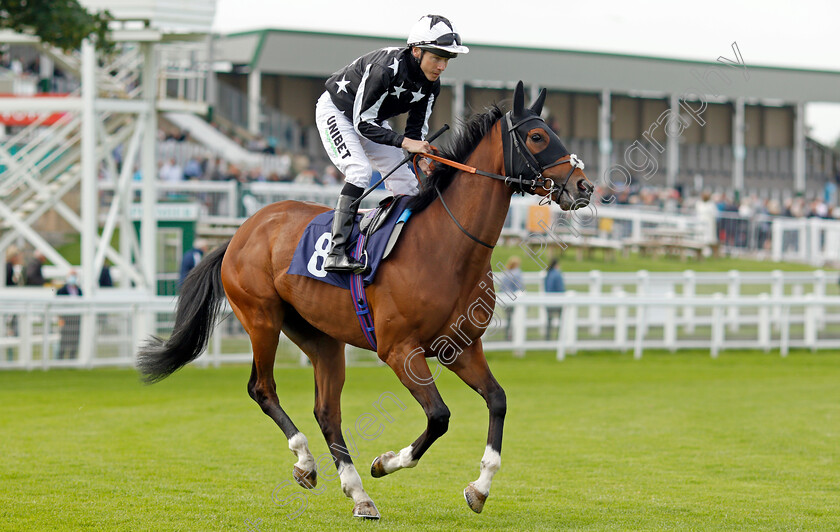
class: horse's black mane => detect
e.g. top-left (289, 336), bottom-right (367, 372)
top-left (406, 105), bottom-right (505, 213)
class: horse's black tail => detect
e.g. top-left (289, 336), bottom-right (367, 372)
top-left (137, 240), bottom-right (230, 383)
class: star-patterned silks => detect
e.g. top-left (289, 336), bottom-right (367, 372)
top-left (335, 76), bottom-right (350, 93)
top-left (410, 90), bottom-right (425, 103)
top-left (389, 58), bottom-right (400, 75)
top-left (391, 83), bottom-right (407, 99)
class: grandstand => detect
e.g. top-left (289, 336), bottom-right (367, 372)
top-left (211, 29), bottom-right (840, 198)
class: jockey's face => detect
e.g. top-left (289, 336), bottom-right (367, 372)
top-left (412, 47), bottom-right (449, 82)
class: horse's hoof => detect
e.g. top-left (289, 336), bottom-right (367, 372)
top-left (463, 482), bottom-right (487, 513)
top-left (293, 466), bottom-right (317, 489)
top-left (370, 452), bottom-right (394, 478)
top-left (352, 500), bottom-right (380, 520)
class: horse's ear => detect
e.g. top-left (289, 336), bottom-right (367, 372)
top-left (513, 81), bottom-right (525, 117)
top-left (530, 88), bottom-right (546, 116)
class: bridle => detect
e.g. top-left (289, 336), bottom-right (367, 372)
top-left (413, 111), bottom-right (587, 248)
top-left (501, 112), bottom-right (585, 206)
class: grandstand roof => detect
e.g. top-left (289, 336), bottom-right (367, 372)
top-left (217, 28), bottom-right (840, 104)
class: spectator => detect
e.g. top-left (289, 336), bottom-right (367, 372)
top-left (56, 270), bottom-right (83, 360)
top-left (5, 246), bottom-right (23, 360)
top-left (207, 157), bottom-right (226, 181)
top-left (183, 157), bottom-right (203, 180)
top-left (319, 165), bottom-right (342, 186)
top-left (159, 158), bottom-right (184, 182)
top-left (24, 250), bottom-right (47, 286)
top-left (99, 262), bottom-right (114, 288)
top-left (695, 191), bottom-right (718, 252)
top-left (5, 246), bottom-right (22, 287)
top-left (265, 136), bottom-right (278, 155)
top-left (500, 256), bottom-right (524, 341)
top-left (179, 239), bottom-right (209, 288)
top-left (544, 258), bottom-right (566, 341)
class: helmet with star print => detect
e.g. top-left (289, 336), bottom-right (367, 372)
top-left (407, 15), bottom-right (469, 59)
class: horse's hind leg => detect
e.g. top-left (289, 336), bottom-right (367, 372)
top-left (443, 341), bottom-right (506, 513)
top-left (282, 312), bottom-right (379, 519)
top-left (229, 299), bottom-right (317, 488)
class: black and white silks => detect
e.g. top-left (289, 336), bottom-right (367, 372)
top-left (325, 47), bottom-right (440, 147)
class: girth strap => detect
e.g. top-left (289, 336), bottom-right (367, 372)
top-left (350, 234), bottom-right (377, 351)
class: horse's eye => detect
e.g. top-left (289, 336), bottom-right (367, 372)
top-left (530, 133), bottom-right (543, 143)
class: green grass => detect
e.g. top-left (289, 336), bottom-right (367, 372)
top-left (2, 351), bottom-right (840, 530)
top-left (490, 245), bottom-right (831, 273)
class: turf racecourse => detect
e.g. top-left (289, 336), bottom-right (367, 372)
top-left (2, 351), bottom-right (840, 531)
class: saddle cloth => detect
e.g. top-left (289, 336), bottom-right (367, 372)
top-left (287, 196), bottom-right (411, 289)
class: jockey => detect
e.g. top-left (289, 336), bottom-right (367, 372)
top-left (315, 14), bottom-right (469, 273)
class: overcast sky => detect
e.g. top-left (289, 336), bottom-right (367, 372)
top-left (212, 0), bottom-right (840, 146)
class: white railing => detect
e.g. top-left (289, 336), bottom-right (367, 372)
top-left (98, 180), bottom-right (240, 221)
top-left (1, 279), bottom-right (838, 370)
top-left (519, 269), bottom-right (839, 297)
top-left (491, 291), bottom-right (840, 360)
top-left (156, 140), bottom-right (294, 177)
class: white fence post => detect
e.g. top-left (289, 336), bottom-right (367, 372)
top-left (78, 307), bottom-right (96, 369)
top-left (21, 304), bottom-right (33, 370)
top-left (711, 293), bottom-right (724, 358)
top-left (556, 296), bottom-right (568, 362)
top-left (589, 270), bottom-right (602, 335)
top-left (780, 304), bottom-right (790, 357)
top-left (727, 270), bottom-right (740, 333)
top-left (633, 301), bottom-right (646, 360)
top-left (631, 212), bottom-right (642, 242)
top-left (771, 270), bottom-right (783, 332)
top-left (804, 294), bottom-right (817, 352)
top-left (512, 301), bottom-right (526, 358)
top-left (809, 218), bottom-right (822, 266)
top-left (562, 291), bottom-right (577, 356)
top-left (614, 288), bottom-right (628, 352)
top-left (664, 291), bottom-right (676, 353)
top-left (758, 293), bottom-right (771, 353)
top-left (683, 270), bottom-right (696, 334)
top-left (771, 221), bottom-right (783, 262)
top-left (40, 306), bottom-right (49, 370)
top-left (814, 269), bottom-right (826, 330)
top-left (637, 270), bottom-right (650, 336)
top-left (798, 223), bottom-right (808, 263)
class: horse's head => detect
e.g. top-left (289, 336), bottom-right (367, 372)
top-left (502, 81), bottom-right (593, 210)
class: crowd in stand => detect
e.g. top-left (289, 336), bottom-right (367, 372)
top-left (101, 127), bottom-right (343, 187)
top-left (595, 181), bottom-right (840, 220)
top-left (149, 128), bottom-right (840, 222)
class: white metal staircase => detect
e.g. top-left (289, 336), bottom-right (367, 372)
top-left (0, 35), bottom-right (210, 290)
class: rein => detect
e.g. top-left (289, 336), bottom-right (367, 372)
top-left (413, 149), bottom-right (584, 249)
top-left (411, 109), bottom-right (587, 250)
top-left (418, 150), bottom-right (583, 201)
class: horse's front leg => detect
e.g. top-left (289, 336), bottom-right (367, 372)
top-left (444, 341), bottom-right (506, 513)
top-left (371, 343), bottom-right (450, 477)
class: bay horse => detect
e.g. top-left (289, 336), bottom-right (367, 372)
top-left (138, 81), bottom-right (593, 519)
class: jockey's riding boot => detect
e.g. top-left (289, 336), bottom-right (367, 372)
top-left (324, 185), bottom-right (368, 274)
